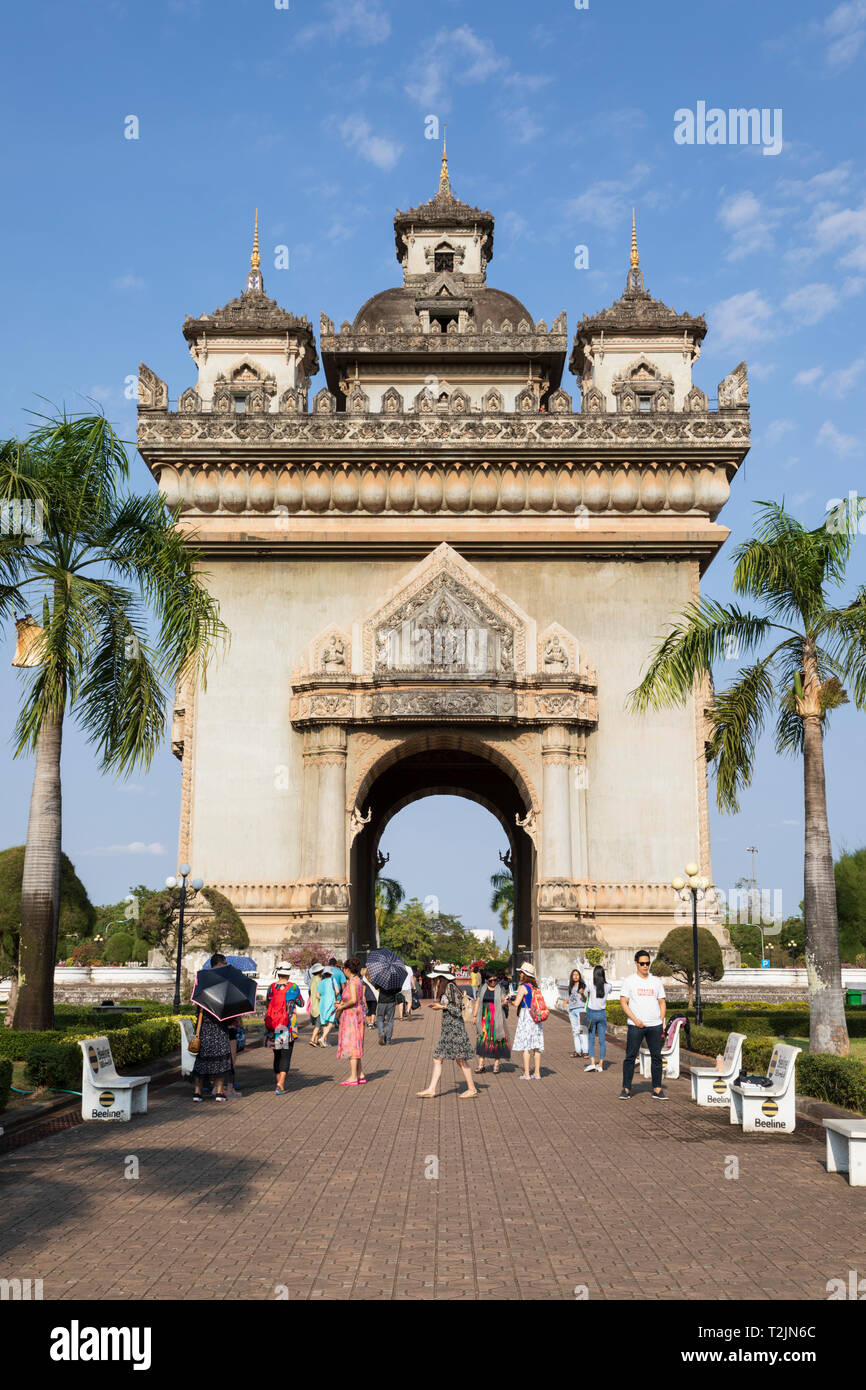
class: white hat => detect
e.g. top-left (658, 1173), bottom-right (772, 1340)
top-left (309, 963), bottom-right (325, 975)
top-left (426, 964), bottom-right (455, 980)
top-left (517, 961), bottom-right (537, 979)
top-left (275, 961), bottom-right (292, 975)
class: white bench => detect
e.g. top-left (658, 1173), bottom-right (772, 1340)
top-left (78, 1036), bottom-right (149, 1122)
top-left (729, 1043), bottom-right (801, 1134)
top-left (690, 1032), bottom-right (747, 1107)
top-left (823, 1117), bottom-right (866, 1186)
top-left (638, 1017), bottom-right (685, 1081)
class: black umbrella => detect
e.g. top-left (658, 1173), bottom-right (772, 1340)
top-left (191, 964), bottom-right (257, 1021)
top-left (366, 948), bottom-right (406, 991)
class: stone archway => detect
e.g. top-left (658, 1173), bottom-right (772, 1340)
top-left (347, 736), bottom-right (537, 964)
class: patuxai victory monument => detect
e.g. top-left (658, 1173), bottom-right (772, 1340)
top-left (138, 151), bottom-right (750, 978)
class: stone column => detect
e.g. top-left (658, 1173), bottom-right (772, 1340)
top-left (300, 730), bottom-right (320, 879)
top-left (541, 724), bottom-right (572, 880)
top-left (570, 728), bottom-right (589, 879)
top-left (315, 724), bottom-right (348, 881)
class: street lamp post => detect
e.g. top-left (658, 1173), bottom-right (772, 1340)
top-left (166, 865), bottom-right (204, 1013)
top-left (671, 862), bottom-right (711, 1026)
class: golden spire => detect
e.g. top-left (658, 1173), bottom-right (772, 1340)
top-left (251, 208), bottom-right (261, 270)
top-left (439, 125), bottom-right (450, 194)
top-left (630, 207), bottom-right (639, 268)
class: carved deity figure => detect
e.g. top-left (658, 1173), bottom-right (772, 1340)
top-left (544, 634), bottom-right (569, 672)
top-left (322, 634), bottom-right (346, 669)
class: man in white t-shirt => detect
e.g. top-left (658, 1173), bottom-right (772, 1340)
top-left (619, 949), bottom-right (667, 1100)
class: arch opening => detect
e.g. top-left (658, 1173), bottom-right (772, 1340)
top-left (349, 743), bottom-right (536, 969)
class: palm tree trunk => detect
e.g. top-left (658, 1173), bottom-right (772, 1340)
top-left (802, 710), bottom-right (849, 1055)
top-left (12, 712), bottom-right (63, 1030)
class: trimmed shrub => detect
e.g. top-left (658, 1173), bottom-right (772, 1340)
top-left (103, 932), bottom-right (134, 964)
top-left (797, 1054), bottom-right (866, 1115)
top-left (0, 1058), bottom-right (11, 1112)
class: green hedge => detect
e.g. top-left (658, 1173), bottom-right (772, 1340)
top-left (0, 1058), bottom-right (11, 1112)
top-left (10, 1015), bottom-right (195, 1092)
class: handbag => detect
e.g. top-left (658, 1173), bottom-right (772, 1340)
top-left (188, 1010), bottom-right (203, 1054)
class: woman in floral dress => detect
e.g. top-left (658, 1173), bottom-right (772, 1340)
top-left (417, 965), bottom-right (478, 1100)
top-left (473, 968), bottom-right (511, 1075)
top-left (335, 957), bottom-right (366, 1086)
top-left (511, 962), bottom-right (545, 1080)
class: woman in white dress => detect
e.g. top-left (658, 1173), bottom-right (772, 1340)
top-left (511, 962), bottom-right (544, 1080)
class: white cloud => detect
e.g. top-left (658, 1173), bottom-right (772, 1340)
top-left (794, 366), bottom-right (823, 387)
top-left (718, 191), bottom-right (778, 260)
top-left (765, 419), bottom-right (795, 443)
top-left (817, 420), bottom-right (860, 456)
top-left (112, 272), bottom-right (145, 290)
top-left (295, 0), bottom-right (390, 47)
top-left (567, 179), bottom-right (639, 233)
top-left (811, 204), bottom-right (866, 270)
top-left (405, 26), bottom-right (507, 109)
top-left (750, 362), bottom-right (777, 381)
top-left (85, 842), bottom-right (167, 857)
top-left (792, 491), bottom-right (814, 506)
top-left (823, 0), bottom-right (866, 67)
top-left (781, 282), bottom-right (840, 325)
top-left (822, 353), bottom-right (866, 397)
top-left (339, 115), bottom-right (402, 171)
top-left (500, 105), bottom-right (544, 145)
top-left (711, 289), bottom-right (774, 347)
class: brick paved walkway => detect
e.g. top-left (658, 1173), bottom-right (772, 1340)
top-left (1, 1005), bottom-right (864, 1301)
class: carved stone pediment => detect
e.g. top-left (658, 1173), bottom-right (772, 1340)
top-left (364, 543), bottom-right (529, 677)
top-left (290, 544), bottom-right (597, 729)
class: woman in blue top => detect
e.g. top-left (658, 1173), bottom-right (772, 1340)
top-left (584, 964), bottom-right (614, 1072)
top-left (316, 967), bottom-right (341, 1047)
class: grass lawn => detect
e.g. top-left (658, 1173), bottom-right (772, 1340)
top-left (779, 1036), bottom-right (866, 1061)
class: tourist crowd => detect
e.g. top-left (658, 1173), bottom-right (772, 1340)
top-left (188, 949), bottom-right (669, 1101)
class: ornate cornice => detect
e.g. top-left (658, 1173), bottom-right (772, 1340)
top-left (148, 458), bottom-right (735, 520)
top-left (139, 407), bottom-right (749, 459)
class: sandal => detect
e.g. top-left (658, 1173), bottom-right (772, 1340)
top-left (340, 1079), bottom-right (359, 1087)
top-left (358, 1077), bottom-right (368, 1084)
top-left (460, 1091), bottom-right (479, 1099)
top-left (416, 1091), bottom-right (438, 1099)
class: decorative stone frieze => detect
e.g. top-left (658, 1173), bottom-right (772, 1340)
top-left (149, 457), bottom-right (734, 519)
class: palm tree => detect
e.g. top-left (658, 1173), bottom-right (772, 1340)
top-left (489, 868), bottom-right (514, 938)
top-left (374, 875), bottom-right (405, 935)
top-left (628, 500), bottom-right (866, 1056)
top-left (1, 410), bottom-right (225, 1029)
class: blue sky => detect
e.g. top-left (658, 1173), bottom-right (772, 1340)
top-left (1, 0), bottom-right (865, 943)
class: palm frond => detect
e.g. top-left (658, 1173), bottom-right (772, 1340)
top-left (627, 599), bottom-right (774, 713)
top-left (706, 657), bottom-right (777, 813)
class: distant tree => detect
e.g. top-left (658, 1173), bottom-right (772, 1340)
top-left (584, 947), bottom-right (606, 968)
top-left (429, 913), bottom-right (489, 968)
top-left (0, 847), bottom-right (96, 1002)
top-left (374, 875), bottom-right (405, 940)
top-left (835, 847), bottom-right (866, 962)
top-left (380, 899), bottom-right (435, 969)
top-left (650, 927), bottom-right (724, 1008)
top-left (138, 885), bottom-right (248, 959)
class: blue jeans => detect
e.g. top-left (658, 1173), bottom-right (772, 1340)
top-left (568, 1008), bottom-right (588, 1053)
top-left (585, 1009), bottom-right (607, 1060)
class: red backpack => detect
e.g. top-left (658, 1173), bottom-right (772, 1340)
top-left (265, 983), bottom-right (297, 1032)
top-left (529, 984), bottom-right (549, 1024)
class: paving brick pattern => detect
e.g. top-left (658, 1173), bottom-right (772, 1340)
top-left (0, 1005), bottom-right (864, 1301)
